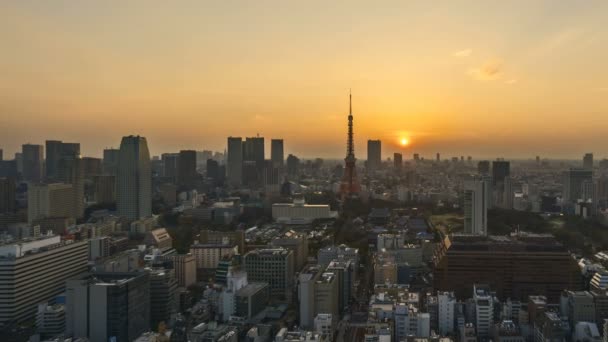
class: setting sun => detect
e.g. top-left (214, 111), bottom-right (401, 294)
top-left (400, 138), bottom-right (409, 146)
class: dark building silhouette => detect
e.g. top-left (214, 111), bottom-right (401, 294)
top-left (46, 140), bottom-right (80, 180)
top-left (117, 136), bottom-right (151, 220)
top-left (243, 137), bottom-right (264, 166)
top-left (82, 157), bottom-right (102, 179)
top-left (206, 159), bottom-right (220, 181)
top-left (563, 168), bottom-right (593, 203)
top-left (22, 144), bottom-right (44, 182)
top-left (583, 153), bottom-right (593, 169)
top-left (227, 137), bottom-right (243, 186)
top-left (271, 139), bottom-right (284, 166)
top-left (0, 160), bottom-right (17, 179)
top-left (478, 160), bottom-right (490, 175)
top-left (394, 153), bottom-right (403, 170)
top-left (161, 153), bottom-right (179, 181)
top-left (264, 159), bottom-right (281, 191)
top-left (286, 154), bottom-right (299, 179)
top-left (492, 160), bottom-right (510, 185)
top-left (0, 177), bottom-right (16, 213)
top-left (434, 234), bottom-right (581, 302)
top-left (242, 161), bottom-right (258, 187)
top-left (177, 150), bottom-right (197, 190)
top-left (102, 148), bottom-right (120, 176)
top-left (367, 139), bottom-right (381, 172)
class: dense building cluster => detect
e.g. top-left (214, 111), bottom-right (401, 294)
top-left (1, 96), bottom-right (608, 341)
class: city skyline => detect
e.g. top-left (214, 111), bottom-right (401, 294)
top-left (4, 2), bottom-right (608, 340)
top-left (2, 1), bottom-right (608, 159)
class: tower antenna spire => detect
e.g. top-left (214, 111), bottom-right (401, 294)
top-left (349, 89), bottom-right (352, 115)
top-left (340, 89), bottom-right (360, 198)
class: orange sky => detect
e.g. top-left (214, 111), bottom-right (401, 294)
top-left (1, 1), bottom-right (608, 159)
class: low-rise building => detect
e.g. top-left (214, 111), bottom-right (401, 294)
top-left (171, 254), bottom-right (196, 288)
top-left (314, 313), bottom-right (335, 342)
top-left (144, 228), bottom-right (173, 250)
top-left (235, 282), bottom-right (269, 319)
top-left (272, 198), bottom-right (337, 225)
top-left (190, 243), bottom-right (238, 270)
top-left (36, 302), bottom-right (66, 339)
top-left (244, 248), bottom-right (294, 302)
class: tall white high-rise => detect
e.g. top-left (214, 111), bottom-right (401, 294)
top-left (117, 136), bottom-right (151, 220)
top-left (464, 179), bottom-right (488, 235)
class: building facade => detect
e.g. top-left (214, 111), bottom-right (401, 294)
top-left (0, 236), bottom-right (88, 325)
top-left (117, 135), bottom-right (151, 220)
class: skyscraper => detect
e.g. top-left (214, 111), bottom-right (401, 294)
top-left (492, 160), bottom-right (510, 185)
top-left (367, 139), bottom-right (381, 172)
top-left (0, 177), bottom-right (16, 213)
top-left (286, 154), bottom-right (299, 179)
top-left (339, 92), bottom-right (361, 198)
top-left (117, 136), bottom-right (151, 220)
top-left (227, 137), bottom-right (243, 186)
top-left (206, 159), bottom-right (220, 181)
top-left (244, 137), bottom-right (265, 165)
top-left (478, 160), bottom-right (490, 175)
top-left (102, 148), bottom-right (120, 176)
top-left (22, 144), bottom-right (44, 182)
top-left (46, 140), bottom-right (80, 180)
top-left (394, 153), bottom-right (403, 170)
top-left (58, 157), bottom-right (85, 219)
top-left (161, 153), bottom-right (179, 181)
top-left (177, 150), bottom-right (197, 190)
top-left (45, 140), bottom-right (62, 179)
top-left (583, 153), bottom-right (594, 170)
top-left (66, 272), bottom-right (150, 341)
top-left (264, 159), bottom-right (281, 193)
top-left (464, 179), bottom-right (488, 235)
top-left (563, 168), bottom-right (593, 203)
top-left (502, 176), bottom-right (514, 209)
top-left (271, 139), bottom-right (284, 166)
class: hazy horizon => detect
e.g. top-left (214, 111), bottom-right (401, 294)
top-left (2, 1), bottom-right (608, 159)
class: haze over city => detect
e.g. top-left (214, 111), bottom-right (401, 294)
top-left (2, 1), bottom-right (608, 159)
top-left (6, 2), bottom-right (608, 342)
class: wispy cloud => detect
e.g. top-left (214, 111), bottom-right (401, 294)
top-left (452, 49), bottom-right (472, 57)
top-left (505, 79), bottom-right (517, 85)
top-left (468, 59), bottom-right (503, 81)
top-left (526, 28), bottom-right (586, 61)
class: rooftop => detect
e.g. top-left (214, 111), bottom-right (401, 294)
top-left (236, 282), bottom-right (268, 297)
top-left (447, 233), bottom-right (567, 253)
top-left (0, 235), bottom-right (78, 259)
